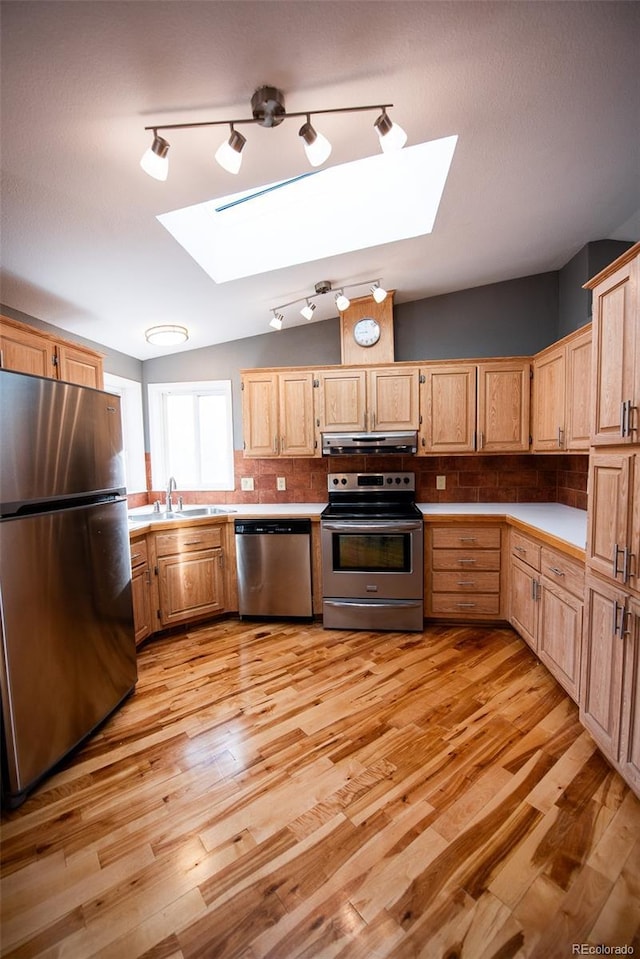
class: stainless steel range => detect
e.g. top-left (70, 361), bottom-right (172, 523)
top-left (321, 472), bottom-right (424, 631)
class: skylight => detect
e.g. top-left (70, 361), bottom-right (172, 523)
top-left (157, 135), bottom-right (458, 283)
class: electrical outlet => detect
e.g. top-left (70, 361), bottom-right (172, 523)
top-left (240, 477), bottom-right (254, 492)
top-left (276, 476), bottom-right (286, 491)
top-left (436, 475), bottom-right (446, 490)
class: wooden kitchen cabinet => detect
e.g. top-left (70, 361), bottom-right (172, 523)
top-left (0, 315), bottom-right (104, 388)
top-left (241, 369), bottom-right (315, 457)
top-left (419, 363), bottom-right (476, 453)
top-left (584, 242), bottom-right (640, 446)
top-left (477, 360), bottom-right (531, 452)
top-left (314, 365), bottom-right (419, 433)
top-left (619, 594), bottom-right (640, 795)
top-left (531, 325), bottom-right (591, 452)
top-left (154, 525), bottom-right (226, 628)
top-left (129, 535), bottom-right (153, 645)
top-left (509, 530), bottom-right (541, 652)
top-left (427, 523), bottom-right (504, 619)
top-left (538, 546), bottom-right (584, 701)
top-left (587, 451), bottom-right (639, 594)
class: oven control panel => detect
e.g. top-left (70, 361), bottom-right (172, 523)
top-left (327, 472), bottom-right (415, 492)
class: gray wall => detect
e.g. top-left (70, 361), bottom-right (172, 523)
top-left (557, 239), bottom-right (635, 338)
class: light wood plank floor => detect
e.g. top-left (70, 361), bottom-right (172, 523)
top-left (1, 619), bottom-right (639, 959)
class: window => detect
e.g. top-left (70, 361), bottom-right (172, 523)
top-left (103, 372), bottom-right (146, 493)
top-left (148, 380), bottom-right (234, 491)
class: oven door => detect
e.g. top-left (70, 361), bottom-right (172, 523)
top-left (321, 518), bottom-right (424, 600)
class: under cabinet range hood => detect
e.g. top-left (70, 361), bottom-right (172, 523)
top-left (322, 431), bottom-right (418, 455)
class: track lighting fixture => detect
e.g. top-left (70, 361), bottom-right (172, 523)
top-left (144, 324), bottom-right (189, 346)
top-left (268, 278), bottom-right (388, 331)
top-left (141, 86), bottom-right (406, 181)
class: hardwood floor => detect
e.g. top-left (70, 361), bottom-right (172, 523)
top-left (1, 618), bottom-right (639, 959)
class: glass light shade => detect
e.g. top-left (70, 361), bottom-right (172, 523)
top-left (335, 292), bottom-right (350, 311)
top-left (299, 121), bottom-right (332, 167)
top-left (371, 283), bottom-right (387, 303)
top-left (300, 301), bottom-right (316, 320)
top-left (140, 134), bottom-right (170, 181)
top-left (145, 325), bottom-right (189, 346)
top-left (269, 313), bottom-right (284, 331)
top-left (215, 129), bottom-right (246, 175)
top-left (374, 111), bottom-right (407, 153)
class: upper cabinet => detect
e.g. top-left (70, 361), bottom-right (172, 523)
top-left (585, 242), bottom-right (640, 446)
top-left (0, 315), bottom-right (104, 389)
top-left (315, 366), bottom-right (419, 433)
top-left (419, 359), bottom-right (530, 454)
top-left (531, 325), bottom-right (591, 452)
top-left (241, 369), bottom-right (316, 457)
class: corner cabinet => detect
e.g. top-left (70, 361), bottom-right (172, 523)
top-left (241, 369), bottom-right (316, 457)
top-left (0, 315), bottom-right (104, 389)
top-left (531, 325), bottom-right (591, 452)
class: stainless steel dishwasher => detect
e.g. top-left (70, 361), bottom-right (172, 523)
top-left (235, 518), bottom-right (313, 618)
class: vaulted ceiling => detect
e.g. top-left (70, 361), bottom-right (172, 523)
top-left (1, 1), bottom-right (639, 360)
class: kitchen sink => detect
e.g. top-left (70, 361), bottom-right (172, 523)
top-left (128, 506), bottom-right (235, 523)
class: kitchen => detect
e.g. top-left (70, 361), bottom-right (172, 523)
top-left (1, 2), bottom-right (640, 957)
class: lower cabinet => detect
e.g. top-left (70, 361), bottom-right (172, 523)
top-left (427, 523), bottom-right (504, 619)
top-left (130, 536), bottom-right (153, 645)
top-left (508, 530), bottom-right (584, 703)
top-left (581, 576), bottom-right (640, 794)
top-left (155, 526), bottom-right (226, 628)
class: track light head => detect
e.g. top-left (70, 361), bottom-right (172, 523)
top-left (374, 109), bottom-right (407, 153)
top-left (335, 291), bottom-right (350, 312)
top-left (299, 117), bottom-right (332, 167)
top-left (300, 300), bottom-right (316, 321)
top-left (215, 126), bottom-right (246, 174)
top-left (269, 311), bottom-right (284, 331)
top-left (371, 282), bottom-right (387, 303)
top-left (140, 133), bottom-right (170, 181)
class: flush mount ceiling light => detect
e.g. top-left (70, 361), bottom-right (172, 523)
top-left (144, 324), bottom-right (189, 346)
top-left (268, 278), bottom-right (387, 331)
top-left (140, 85), bottom-right (406, 180)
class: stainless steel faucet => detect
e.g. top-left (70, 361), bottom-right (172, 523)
top-left (166, 476), bottom-right (177, 512)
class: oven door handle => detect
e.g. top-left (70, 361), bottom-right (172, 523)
top-left (322, 521), bottom-right (423, 533)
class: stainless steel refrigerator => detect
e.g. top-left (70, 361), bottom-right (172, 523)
top-left (0, 369), bottom-right (137, 807)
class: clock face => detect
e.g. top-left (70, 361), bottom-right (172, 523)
top-left (353, 317), bottom-right (381, 347)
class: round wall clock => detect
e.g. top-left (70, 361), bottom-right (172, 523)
top-left (353, 317), bottom-right (381, 347)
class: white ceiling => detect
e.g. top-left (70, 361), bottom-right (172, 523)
top-left (1, 0), bottom-right (639, 361)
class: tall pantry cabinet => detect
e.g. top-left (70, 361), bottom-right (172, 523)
top-left (580, 242), bottom-right (640, 796)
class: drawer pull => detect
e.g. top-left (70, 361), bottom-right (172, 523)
top-left (548, 566), bottom-right (565, 576)
top-left (514, 545), bottom-right (526, 553)
top-left (456, 602), bottom-right (476, 607)
top-left (459, 537), bottom-right (476, 542)
top-left (457, 558), bottom-right (477, 564)
top-left (457, 581), bottom-right (476, 586)
top-left (131, 552), bottom-right (141, 561)
top-left (184, 540), bottom-right (203, 546)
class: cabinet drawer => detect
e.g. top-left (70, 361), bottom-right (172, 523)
top-left (432, 549), bottom-right (501, 571)
top-left (431, 526), bottom-right (501, 549)
top-left (431, 593), bottom-right (501, 616)
top-left (431, 571), bottom-right (501, 593)
top-left (129, 538), bottom-right (148, 569)
top-left (155, 526), bottom-right (223, 556)
top-left (511, 531), bottom-right (541, 570)
top-left (540, 546), bottom-right (584, 599)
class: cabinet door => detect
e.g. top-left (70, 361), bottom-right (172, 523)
top-left (316, 369), bottom-right (367, 431)
top-left (368, 367), bottom-right (419, 431)
top-left (0, 319), bottom-right (55, 377)
top-left (565, 328), bottom-right (592, 450)
top-left (538, 578), bottom-right (582, 702)
top-left (619, 596), bottom-right (640, 795)
top-left (278, 370), bottom-right (316, 456)
top-left (131, 564), bottom-right (153, 645)
top-left (532, 346), bottom-right (565, 451)
top-left (419, 364), bottom-right (476, 453)
top-left (586, 453), bottom-right (634, 585)
top-left (509, 556), bottom-right (539, 651)
top-left (580, 575), bottom-right (627, 761)
top-left (158, 548), bottom-right (225, 627)
top-left (56, 343), bottom-right (104, 389)
top-left (591, 255), bottom-right (639, 446)
top-left (242, 371), bottom-right (279, 457)
top-left (477, 361), bottom-right (530, 452)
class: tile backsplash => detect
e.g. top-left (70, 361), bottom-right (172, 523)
top-left (138, 452), bottom-right (588, 511)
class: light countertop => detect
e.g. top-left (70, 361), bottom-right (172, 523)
top-left (128, 502), bottom-right (587, 554)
